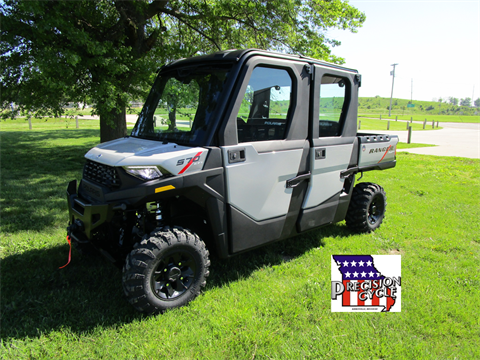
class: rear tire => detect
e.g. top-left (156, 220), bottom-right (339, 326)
top-left (122, 226), bottom-right (210, 314)
top-left (346, 182), bottom-right (387, 233)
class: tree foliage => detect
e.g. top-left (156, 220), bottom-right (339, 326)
top-left (460, 98), bottom-right (471, 107)
top-left (1, 0), bottom-right (365, 142)
top-left (448, 97), bottom-right (459, 106)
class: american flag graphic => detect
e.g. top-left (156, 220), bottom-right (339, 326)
top-left (332, 255), bottom-right (397, 312)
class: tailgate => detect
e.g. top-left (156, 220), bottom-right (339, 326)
top-left (357, 133), bottom-right (398, 170)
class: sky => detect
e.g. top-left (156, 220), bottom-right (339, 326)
top-left (327, 1), bottom-right (480, 102)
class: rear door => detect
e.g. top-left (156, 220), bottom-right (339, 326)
top-left (220, 56), bottom-right (310, 253)
top-left (298, 66), bottom-right (358, 231)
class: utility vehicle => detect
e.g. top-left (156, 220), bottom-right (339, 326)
top-left (66, 49), bottom-right (398, 314)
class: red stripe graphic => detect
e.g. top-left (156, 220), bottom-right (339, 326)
top-left (372, 290), bottom-right (380, 306)
top-left (386, 287), bottom-right (395, 311)
top-left (178, 151), bottom-right (203, 174)
top-left (377, 145), bottom-right (392, 163)
top-left (342, 280), bottom-right (350, 306)
top-left (357, 280), bottom-right (365, 305)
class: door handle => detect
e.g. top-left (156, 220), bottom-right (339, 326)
top-left (286, 172), bottom-right (311, 188)
top-left (315, 148), bottom-right (326, 160)
top-left (228, 148), bottom-right (246, 163)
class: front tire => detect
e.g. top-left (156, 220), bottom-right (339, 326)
top-left (346, 182), bottom-right (387, 233)
top-left (122, 226), bottom-right (210, 314)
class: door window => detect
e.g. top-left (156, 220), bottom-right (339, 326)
top-left (236, 67), bottom-right (293, 142)
top-left (318, 75), bottom-right (348, 137)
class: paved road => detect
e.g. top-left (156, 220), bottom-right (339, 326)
top-left (360, 122), bottom-right (480, 159)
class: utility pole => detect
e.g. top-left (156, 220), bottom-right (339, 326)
top-left (411, 78), bottom-right (413, 103)
top-left (389, 63), bottom-right (398, 117)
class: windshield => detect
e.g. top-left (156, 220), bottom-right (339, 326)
top-left (131, 65), bottom-right (230, 146)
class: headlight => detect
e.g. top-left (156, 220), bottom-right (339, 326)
top-left (123, 166), bottom-right (163, 181)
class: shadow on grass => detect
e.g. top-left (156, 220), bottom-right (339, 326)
top-left (1, 130), bottom-right (100, 233)
top-left (0, 223), bottom-right (350, 341)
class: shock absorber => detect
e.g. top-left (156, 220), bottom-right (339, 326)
top-left (155, 202), bottom-right (163, 228)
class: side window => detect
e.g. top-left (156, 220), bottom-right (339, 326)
top-left (318, 75), bottom-right (348, 137)
top-left (236, 66), bottom-right (293, 142)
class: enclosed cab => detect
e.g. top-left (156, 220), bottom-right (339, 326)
top-left (66, 49), bottom-right (398, 313)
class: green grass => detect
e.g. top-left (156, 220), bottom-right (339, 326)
top-left (396, 142), bottom-right (436, 149)
top-left (1, 122), bottom-right (479, 359)
top-left (358, 118), bottom-right (442, 131)
top-left (359, 113), bottom-right (480, 124)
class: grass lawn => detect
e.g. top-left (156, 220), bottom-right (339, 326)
top-left (358, 118), bottom-right (442, 132)
top-left (359, 113), bottom-right (479, 124)
top-left (396, 142), bottom-right (436, 149)
top-left (1, 123), bottom-right (479, 359)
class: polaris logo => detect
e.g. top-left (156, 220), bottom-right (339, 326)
top-left (264, 121), bottom-right (282, 126)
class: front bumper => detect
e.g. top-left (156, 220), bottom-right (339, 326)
top-left (66, 180), bottom-right (111, 240)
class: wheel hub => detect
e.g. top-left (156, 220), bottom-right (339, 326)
top-left (167, 266), bottom-right (182, 282)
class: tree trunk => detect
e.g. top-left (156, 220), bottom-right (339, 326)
top-left (100, 107), bottom-right (127, 143)
top-left (168, 106), bottom-right (177, 131)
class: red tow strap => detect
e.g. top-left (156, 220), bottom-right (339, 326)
top-left (59, 235), bottom-right (72, 269)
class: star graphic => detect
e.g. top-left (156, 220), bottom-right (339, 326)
top-left (345, 272), bottom-right (351, 278)
top-left (366, 260), bottom-right (372, 266)
top-left (343, 261), bottom-right (349, 267)
top-left (359, 261), bottom-right (365, 267)
top-left (353, 271), bottom-right (359, 278)
top-left (361, 271), bottom-right (367, 277)
top-left (351, 261), bottom-right (357, 267)
top-left (369, 271), bottom-right (374, 277)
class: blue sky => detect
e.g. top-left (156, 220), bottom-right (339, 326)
top-left (327, 1), bottom-right (480, 102)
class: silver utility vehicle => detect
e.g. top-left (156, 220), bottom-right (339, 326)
top-left (66, 49), bottom-right (398, 313)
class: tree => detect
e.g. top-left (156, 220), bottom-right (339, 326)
top-left (460, 98), bottom-right (471, 107)
top-left (1, 0), bottom-right (365, 142)
top-left (448, 97), bottom-right (459, 106)
top-left (474, 98), bottom-right (480, 108)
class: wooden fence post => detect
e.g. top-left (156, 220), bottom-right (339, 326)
top-left (358, 120), bottom-right (361, 130)
top-left (75, 116), bottom-right (79, 129)
top-left (408, 126), bottom-right (412, 144)
top-left (28, 116), bottom-right (32, 130)
top-left (387, 121), bottom-right (390, 130)
top-left (406, 121), bottom-right (409, 130)
top-left (423, 119), bottom-right (426, 129)
top-left (432, 120), bottom-right (435, 129)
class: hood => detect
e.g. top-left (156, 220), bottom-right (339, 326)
top-left (85, 137), bottom-right (208, 175)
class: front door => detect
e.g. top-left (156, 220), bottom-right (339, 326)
top-left (221, 58), bottom-right (310, 253)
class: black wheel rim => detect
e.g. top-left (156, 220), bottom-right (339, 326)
top-left (151, 249), bottom-right (197, 301)
top-left (368, 194), bottom-right (385, 226)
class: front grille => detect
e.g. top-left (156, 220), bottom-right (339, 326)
top-left (83, 160), bottom-right (121, 188)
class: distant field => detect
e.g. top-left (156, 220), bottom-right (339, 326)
top-left (358, 96), bottom-right (479, 118)
top-left (359, 113), bottom-right (479, 123)
top-left (357, 118), bottom-right (441, 131)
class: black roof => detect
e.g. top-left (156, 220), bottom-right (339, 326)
top-left (162, 49), bottom-right (358, 74)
